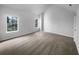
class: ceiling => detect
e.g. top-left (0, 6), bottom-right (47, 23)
top-left (55, 4), bottom-right (79, 13)
top-left (1, 4), bottom-right (79, 15)
top-left (1, 4), bottom-right (51, 15)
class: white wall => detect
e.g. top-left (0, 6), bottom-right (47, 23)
top-left (44, 5), bottom-right (74, 37)
top-left (0, 6), bottom-right (39, 41)
top-left (74, 8), bottom-right (79, 53)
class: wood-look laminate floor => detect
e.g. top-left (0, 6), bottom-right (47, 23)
top-left (0, 32), bottom-right (78, 55)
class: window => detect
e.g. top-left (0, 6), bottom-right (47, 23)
top-left (35, 19), bottom-right (38, 27)
top-left (7, 16), bottom-right (18, 32)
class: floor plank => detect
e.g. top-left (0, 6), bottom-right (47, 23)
top-left (0, 32), bottom-right (78, 55)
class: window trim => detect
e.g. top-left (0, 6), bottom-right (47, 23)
top-left (6, 16), bottom-right (19, 33)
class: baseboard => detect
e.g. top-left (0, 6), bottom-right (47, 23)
top-left (0, 31), bottom-right (39, 43)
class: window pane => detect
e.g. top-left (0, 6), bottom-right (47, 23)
top-left (7, 16), bottom-right (18, 32)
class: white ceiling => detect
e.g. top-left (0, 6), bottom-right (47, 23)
top-left (55, 4), bottom-right (79, 13)
top-left (1, 4), bottom-right (79, 15)
top-left (1, 4), bottom-right (51, 15)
